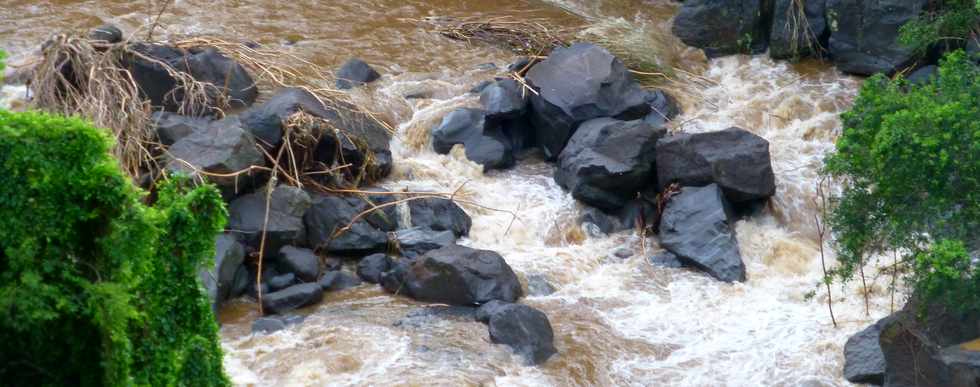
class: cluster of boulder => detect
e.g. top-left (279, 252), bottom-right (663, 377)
top-left (671, 0), bottom-right (935, 76)
top-left (434, 42), bottom-right (776, 283)
top-left (842, 296), bottom-right (980, 386)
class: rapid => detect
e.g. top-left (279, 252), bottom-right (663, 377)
top-left (0, 0), bottom-right (893, 385)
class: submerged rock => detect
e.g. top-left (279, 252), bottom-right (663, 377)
top-left (658, 184), bottom-right (745, 282)
top-left (671, 0), bottom-right (769, 57)
top-left (649, 251), bottom-right (683, 269)
top-left (526, 274), bottom-right (557, 297)
top-left (335, 58), bottom-right (381, 89)
top-left (826, 0), bottom-right (928, 75)
top-left (227, 185), bottom-right (312, 254)
top-left (383, 245), bottom-right (523, 305)
top-left (555, 118), bottom-right (665, 211)
top-left (261, 283), bottom-right (323, 315)
top-left (525, 43), bottom-right (649, 158)
top-left (165, 115), bottom-right (264, 198)
top-left (476, 301), bottom-right (557, 365)
top-left (656, 127), bottom-right (775, 204)
top-left (251, 315), bottom-right (306, 334)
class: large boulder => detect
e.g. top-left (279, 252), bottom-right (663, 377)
top-left (152, 111), bottom-right (209, 145)
top-left (555, 118), bottom-right (665, 211)
top-left (431, 108), bottom-right (515, 171)
top-left (357, 253), bottom-right (392, 284)
top-left (476, 301), bottom-right (557, 365)
top-left (384, 245), bottom-right (523, 305)
top-left (241, 88), bottom-right (392, 179)
top-left (843, 317), bottom-right (891, 385)
top-left (227, 185), bottom-right (311, 253)
top-left (658, 184), bottom-right (745, 282)
top-left (407, 198), bottom-right (472, 238)
top-left (395, 227), bottom-right (457, 259)
top-left (879, 298), bottom-right (980, 387)
top-left (165, 116), bottom-right (264, 197)
top-left (126, 44), bottom-right (258, 112)
top-left (770, 0), bottom-right (828, 60)
top-left (261, 283), bottom-right (323, 315)
top-left (656, 127), bottom-right (775, 203)
top-left (199, 233), bottom-right (246, 309)
top-left (671, 0), bottom-right (769, 58)
top-left (335, 58), bottom-right (381, 89)
top-left (480, 79), bottom-right (528, 120)
top-left (304, 194), bottom-right (390, 256)
top-left (825, 0), bottom-right (928, 75)
top-left (525, 43), bottom-right (650, 159)
top-left (277, 245), bottom-right (320, 282)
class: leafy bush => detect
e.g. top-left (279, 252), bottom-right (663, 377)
top-left (914, 240), bottom-right (978, 313)
top-left (899, 0), bottom-right (980, 55)
top-left (825, 50), bottom-right (980, 312)
top-left (0, 110), bottom-right (229, 386)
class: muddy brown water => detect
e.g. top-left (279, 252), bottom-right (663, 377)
top-left (1, 1), bottom-right (887, 386)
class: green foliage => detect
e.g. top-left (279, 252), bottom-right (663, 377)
top-left (825, 50), bottom-right (980, 311)
top-left (0, 49), bottom-right (6, 83)
top-left (914, 240), bottom-right (979, 313)
top-left (899, 0), bottom-right (980, 55)
top-left (0, 110), bottom-right (229, 386)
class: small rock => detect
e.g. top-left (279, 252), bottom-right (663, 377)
top-left (480, 79), bottom-right (527, 120)
top-left (261, 283), bottom-right (323, 315)
top-left (318, 271), bottom-right (362, 291)
top-left (431, 108), bottom-right (515, 171)
top-left (89, 24), bottom-right (123, 44)
top-left (251, 315), bottom-right (306, 334)
top-left (151, 111), bottom-right (210, 145)
top-left (384, 245), bottom-right (523, 305)
top-left (267, 273), bottom-right (296, 291)
top-left (227, 185), bottom-right (311, 253)
top-left (479, 302), bottom-right (557, 365)
top-left (649, 251), bottom-right (683, 268)
top-left (407, 197), bottom-right (472, 238)
top-left (613, 248), bottom-right (633, 259)
top-left (304, 193), bottom-right (389, 256)
top-left (525, 274), bottom-right (557, 297)
top-left (165, 116), bottom-right (264, 197)
top-left (278, 246), bottom-right (320, 282)
top-left (395, 227), bottom-right (457, 259)
top-left (336, 58), bottom-right (381, 89)
top-left (357, 253), bottom-right (392, 284)
top-left (323, 257), bottom-right (343, 272)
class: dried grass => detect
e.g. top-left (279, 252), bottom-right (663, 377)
top-left (421, 16), bottom-right (570, 57)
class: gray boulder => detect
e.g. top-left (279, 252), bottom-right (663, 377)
top-left (525, 43), bottom-right (650, 159)
top-left (480, 79), bottom-right (527, 120)
top-left (477, 302), bottom-right (557, 365)
top-left (267, 273), bottom-right (296, 292)
top-left (277, 246), bottom-right (320, 282)
top-left (357, 253), bottom-right (392, 284)
top-left (826, 0), bottom-right (928, 75)
top-left (658, 184), bottom-right (745, 282)
top-left (165, 115), bottom-right (264, 197)
top-left (199, 233), bottom-right (246, 309)
top-left (649, 251), bottom-right (683, 268)
top-left (89, 24), bottom-right (123, 44)
top-left (642, 89), bottom-right (681, 128)
top-left (252, 315), bottom-right (305, 334)
top-left (395, 227), bottom-right (457, 259)
top-left (152, 111), bottom-right (209, 145)
top-left (671, 0), bottom-right (769, 58)
top-left (769, 0), bottom-right (828, 60)
top-left (431, 108), bottom-right (515, 171)
top-left (261, 283), bottom-right (323, 315)
top-left (526, 274), bottom-right (557, 297)
top-left (304, 194), bottom-right (390, 256)
top-left (656, 127), bottom-right (775, 203)
top-left (407, 198), bottom-right (472, 238)
top-left (227, 185), bottom-right (311, 254)
top-left (844, 318), bottom-right (890, 385)
top-left (385, 245), bottom-right (523, 305)
top-left (555, 118), bottom-right (665, 210)
top-left (318, 271), bottom-right (362, 291)
top-left (335, 58), bottom-right (381, 89)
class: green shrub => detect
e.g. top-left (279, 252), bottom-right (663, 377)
top-left (825, 50), bottom-right (980, 312)
top-left (914, 240), bottom-right (978, 313)
top-left (899, 0), bottom-right (980, 55)
top-left (0, 110), bottom-right (229, 386)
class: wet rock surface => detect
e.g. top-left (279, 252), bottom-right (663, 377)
top-left (381, 245), bottom-right (523, 305)
top-left (658, 184), bottom-right (745, 282)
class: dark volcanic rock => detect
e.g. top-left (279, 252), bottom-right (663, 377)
top-left (826, 0), bottom-right (928, 75)
top-left (907, 65), bottom-right (938, 85)
top-left (267, 273), bottom-right (297, 292)
top-left (380, 258), bottom-right (413, 294)
top-left (649, 251), bottom-right (683, 268)
top-left (318, 271), bottom-right (362, 291)
top-left (431, 108), bottom-right (515, 171)
top-left (336, 58), bottom-right (381, 89)
top-left (480, 79), bottom-right (528, 120)
top-left (199, 233), bottom-right (246, 309)
top-left (671, 0), bottom-right (769, 58)
top-left (408, 197), bottom-right (472, 238)
top-left (477, 302), bottom-right (557, 365)
top-left (277, 246), bottom-right (320, 282)
top-left (555, 118), bottom-right (665, 210)
top-left (843, 317), bottom-right (891, 385)
top-left (166, 116), bottom-right (264, 197)
top-left (525, 274), bottom-right (557, 297)
top-left (658, 184), bottom-right (745, 282)
top-left (395, 227), bottom-right (456, 259)
top-left (241, 88), bottom-right (392, 179)
top-left (304, 194), bottom-right (390, 256)
top-left (579, 197), bottom-right (659, 234)
top-left (227, 185), bottom-right (311, 253)
top-left (656, 127), bottom-right (775, 203)
top-left (525, 43), bottom-right (650, 159)
top-left (89, 24), bottom-right (123, 44)
top-left (642, 89), bottom-right (681, 128)
top-left (151, 111), bottom-right (209, 145)
top-left (769, 0), bottom-right (828, 60)
top-left (184, 47), bottom-right (259, 109)
top-left (387, 245), bottom-right (523, 305)
top-left (261, 283), bottom-right (323, 315)
top-left (357, 253), bottom-right (393, 284)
